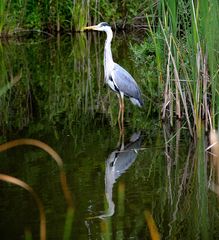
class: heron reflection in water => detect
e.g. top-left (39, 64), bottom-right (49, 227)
top-left (83, 23), bottom-right (143, 131)
top-left (98, 132), bottom-right (144, 218)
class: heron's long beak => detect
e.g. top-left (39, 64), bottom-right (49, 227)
top-left (82, 25), bottom-right (98, 31)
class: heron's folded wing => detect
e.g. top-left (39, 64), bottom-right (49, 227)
top-left (112, 63), bottom-right (141, 99)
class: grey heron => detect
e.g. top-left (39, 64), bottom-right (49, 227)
top-left (83, 22), bottom-right (143, 130)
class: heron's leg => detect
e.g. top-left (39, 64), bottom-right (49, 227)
top-left (117, 94), bottom-right (122, 131)
top-left (120, 132), bottom-right (125, 150)
top-left (121, 93), bottom-right (125, 132)
top-left (117, 130), bottom-right (124, 149)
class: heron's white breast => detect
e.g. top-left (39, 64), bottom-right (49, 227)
top-left (106, 77), bottom-right (117, 92)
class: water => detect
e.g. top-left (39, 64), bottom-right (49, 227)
top-left (0, 32), bottom-right (219, 239)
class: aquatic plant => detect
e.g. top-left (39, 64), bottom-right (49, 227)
top-left (153, 0), bottom-right (219, 136)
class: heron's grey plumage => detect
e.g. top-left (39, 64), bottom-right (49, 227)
top-left (94, 22), bottom-right (143, 107)
top-left (83, 22), bottom-right (143, 129)
top-left (111, 63), bottom-right (143, 106)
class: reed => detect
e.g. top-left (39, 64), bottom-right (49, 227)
top-left (155, 0), bottom-right (219, 136)
top-left (69, 1), bottom-right (90, 31)
top-left (0, 0), bottom-right (6, 35)
top-left (0, 0), bottom-right (13, 36)
top-left (0, 0), bottom-right (16, 36)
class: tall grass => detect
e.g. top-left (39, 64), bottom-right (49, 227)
top-left (148, 1), bottom-right (219, 237)
top-left (0, 0), bottom-right (12, 36)
top-left (0, 0), bottom-right (7, 34)
top-left (69, 1), bottom-right (90, 31)
top-left (154, 0), bottom-right (219, 137)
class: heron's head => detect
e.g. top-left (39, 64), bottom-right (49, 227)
top-left (83, 22), bottom-right (111, 32)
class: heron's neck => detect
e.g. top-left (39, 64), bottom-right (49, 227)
top-left (104, 29), bottom-right (114, 79)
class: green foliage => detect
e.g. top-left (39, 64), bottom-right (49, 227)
top-left (95, 0), bottom-right (154, 27)
top-left (25, 11), bottom-right (41, 29)
top-left (131, 40), bottom-right (156, 63)
top-left (0, 0), bottom-right (156, 34)
top-left (130, 39), bottom-right (161, 102)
